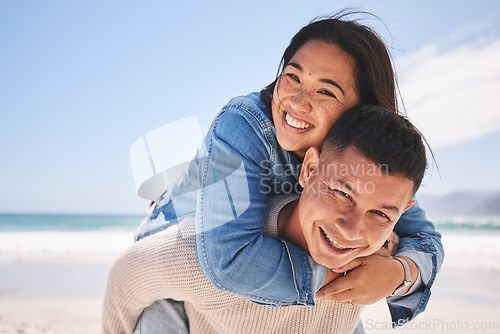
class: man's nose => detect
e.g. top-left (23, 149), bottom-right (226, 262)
top-left (335, 210), bottom-right (364, 241)
top-left (289, 90), bottom-right (312, 113)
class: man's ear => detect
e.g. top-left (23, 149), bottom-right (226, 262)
top-left (299, 147), bottom-right (320, 187)
top-left (403, 198), bottom-right (416, 212)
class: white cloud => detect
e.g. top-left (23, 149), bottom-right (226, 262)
top-left (396, 32), bottom-right (500, 148)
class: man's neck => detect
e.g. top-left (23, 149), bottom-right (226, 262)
top-left (277, 198), bottom-right (308, 252)
top-left (277, 197), bottom-right (344, 287)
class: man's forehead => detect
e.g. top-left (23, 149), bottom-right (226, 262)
top-left (319, 158), bottom-right (388, 179)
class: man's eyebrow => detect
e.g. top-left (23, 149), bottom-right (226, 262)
top-left (335, 178), bottom-right (400, 214)
top-left (334, 179), bottom-right (356, 194)
top-left (380, 205), bottom-right (399, 214)
top-left (287, 62), bottom-right (345, 96)
top-left (343, 181), bottom-right (354, 193)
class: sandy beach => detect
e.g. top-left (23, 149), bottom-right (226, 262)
top-left (361, 266), bottom-right (500, 334)
top-left (0, 257), bottom-right (112, 333)
top-left (1, 233), bottom-right (499, 333)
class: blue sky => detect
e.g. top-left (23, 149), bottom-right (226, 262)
top-left (1, 1), bottom-right (500, 214)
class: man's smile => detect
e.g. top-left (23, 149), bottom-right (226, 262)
top-left (319, 227), bottom-right (357, 256)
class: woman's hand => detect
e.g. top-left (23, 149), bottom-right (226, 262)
top-left (316, 255), bottom-right (406, 304)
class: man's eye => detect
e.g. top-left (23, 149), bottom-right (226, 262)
top-left (286, 73), bottom-right (300, 83)
top-left (372, 210), bottom-right (389, 220)
top-left (333, 189), bottom-right (351, 200)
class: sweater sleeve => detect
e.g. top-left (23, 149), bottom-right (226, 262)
top-left (102, 225), bottom-right (195, 334)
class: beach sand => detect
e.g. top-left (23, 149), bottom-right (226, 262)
top-left (0, 297), bottom-right (103, 334)
top-left (1, 245), bottom-right (500, 333)
top-left (0, 257), bottom-right (112, 333)
top-left (361, 267), bottom-right (500, 333)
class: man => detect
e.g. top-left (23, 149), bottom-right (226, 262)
top-left (102, 104), bottom-right (427, 333)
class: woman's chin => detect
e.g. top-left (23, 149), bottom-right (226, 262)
top-left (276, 137), bottom-right (299, 153)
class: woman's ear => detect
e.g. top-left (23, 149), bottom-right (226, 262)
top-left (299, 147), bottom-right (320, 187)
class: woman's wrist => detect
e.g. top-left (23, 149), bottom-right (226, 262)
top-left (322, 268), bottom-right (342, 288)
top-left (391, 256), bottom-right (419, 296)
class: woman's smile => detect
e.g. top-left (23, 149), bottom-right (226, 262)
top-left (282, 111), bottom-right (314, 132)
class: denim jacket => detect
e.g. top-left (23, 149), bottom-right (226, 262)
top-left (135, 92), bottom-right (444, 325)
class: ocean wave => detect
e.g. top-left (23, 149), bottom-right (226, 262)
top-left (1, 230), bottom-right (499, 272)
top-left (434, 217), bottom-right (500, 230)
top-left (441, 233), bottom-right (500, 271)
top-left (0, 231), bottom-right (134, 259)
top-left (0, 214), bottom-right (141, 232)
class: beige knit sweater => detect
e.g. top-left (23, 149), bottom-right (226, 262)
top-left (102, 196), bottom-right (361, 333)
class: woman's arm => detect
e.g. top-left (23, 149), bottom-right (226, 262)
top-left (195, 99), bottom-right (320, 306)
top-left (388, 200), bottom-right (444, 323)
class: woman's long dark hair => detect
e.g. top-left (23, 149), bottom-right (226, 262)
top-left (261, 11), bottom-right (398, 114)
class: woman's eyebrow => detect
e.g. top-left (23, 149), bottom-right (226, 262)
top-left (287, 62), bottom-right (303, 72)
top-left (287, 62), bottom-right (345, 96)
top-left (319, 78), bottom-right (345, 96)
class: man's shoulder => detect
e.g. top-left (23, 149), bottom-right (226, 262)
top-left (140, 217), bottom-right (197, 259)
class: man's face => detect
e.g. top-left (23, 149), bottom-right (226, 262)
top-left (297, 146), bottom-right (415, 269)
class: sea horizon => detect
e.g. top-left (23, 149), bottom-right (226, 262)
top-left (1, 213), bottom-right (500, 272)
top-left (2, 212), bottom-right (500, 232)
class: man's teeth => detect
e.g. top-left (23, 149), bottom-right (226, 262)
top-left (285, 113), bottom-right (312, 129)
top-left (324, 232), bottom-right (349, 250)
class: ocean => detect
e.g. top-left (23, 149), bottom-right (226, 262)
top-left (0, 214), bottom-right (140, 260)
top-left (1, 214), bottom-right (500, 270)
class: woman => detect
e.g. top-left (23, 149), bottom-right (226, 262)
top-left (132, 12), bottom-right (443, 330)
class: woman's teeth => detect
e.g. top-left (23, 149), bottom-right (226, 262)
top-left (285, 113), bottom-right (313, 129)
top-left (324, 231), bottom-right (349, 250)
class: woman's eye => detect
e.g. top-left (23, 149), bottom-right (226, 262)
top-left (319, 90), bottom-right (337, 99)
top-left (286, 73), bottom-right (300, 83)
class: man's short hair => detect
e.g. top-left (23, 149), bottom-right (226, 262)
top-left (321, 104), bottom-right (427, 194)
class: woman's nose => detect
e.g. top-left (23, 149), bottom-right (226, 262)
top-left (289, 90), bottom-right (312, 113)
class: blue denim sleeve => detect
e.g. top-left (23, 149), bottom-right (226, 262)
top-left (195, 107), bottom-right (316, 306)
top-left (388, 199), bottom-right (444, 326)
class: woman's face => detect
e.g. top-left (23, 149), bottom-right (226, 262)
top-left (272, 40), bottom-right (360, 158)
